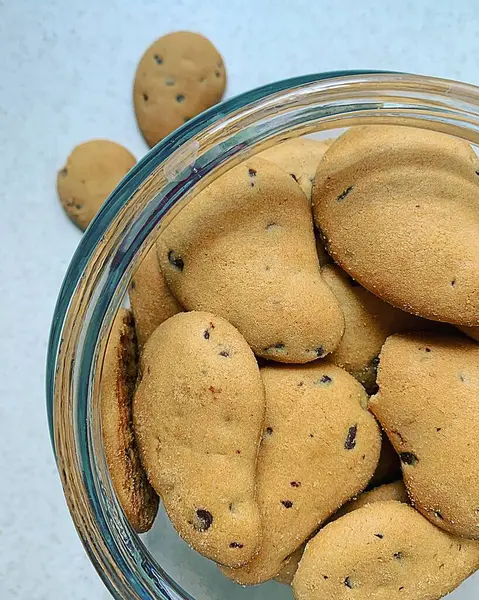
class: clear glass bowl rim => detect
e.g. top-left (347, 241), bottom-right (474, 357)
top-left (46, 70), bottom-right (479, 600)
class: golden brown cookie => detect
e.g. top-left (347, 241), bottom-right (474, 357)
top-left (100, 309), bottom-right (159, 533)
top-left (129, 246), bottom-right (182, 348)
top-left (321, 263), bottom-right (429, 391)
top-left (158, 157), bottom-right (344, 363)
top-left (57, 140), bottom-right (136, 230)
top-left (312, 125), bottom-right (479, 326)
top-left (293, 501), bottom-right (479, 600)
top-left (258, 138), bottom-right (329, 200)
top-left (134, 32), bottom-right (226, 147)
top-left (369, 333), bottom-right (479, 539)
top-left (276, 481), bottom-right (408, 585)
top-left (220, 363), bottom-right (381, 585)
top-left (133, 311), bottom-right (264, 567)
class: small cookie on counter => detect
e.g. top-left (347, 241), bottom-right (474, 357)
top-left (276, 481), bottom-right (408, 585)
top-left (129, 245), bottom-right (182, 348)
top-left (133, 311), bottom-right (264, 567)
top-left (101, 309), bottom-right (159, 533)
top-left (258, 138), bottom-right (329, 200)
top-left (158, 157), bottom-right (344, 363)
top-left (134, 32), bottom-right (226, 147)
top-left (369, 333), bottom-right (479, 539)
top-left (57, 140), bottom-right (136, 230)
top-left (220, 363), bottom-right (381, 585)
top-left (321, 263), bottom-right (429, 391)
top-left (312, 125), bottom-right (479, 326)
top-left (293, 501), bottom-right (479, 600)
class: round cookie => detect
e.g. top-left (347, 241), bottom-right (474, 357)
top-left (258, 138), bottom-right (329, 200)
top-left (369, 332), bottom-right (479, 539)
top-left (276, 481), bottom-right (408, 585)
top-left (129, 245), bottom-right (182, 348)
top-left (100, 309), bottom-right (159, 533)
top-left (220, 363), bottom-right (381, 585)
top-left (133, 311), bottom-right (264, 567)
top-left (134, 32), bottom-right (226, 147)
top-left (312, 125), bottom-right (479, 326)
top-left (158, 157), bottom-right (344, 364)
top-left (321, 263), bottom-right (430, 391)
top-left (57, 140), bottom-right (136, 230)
top-left (293, 501), bottom-right (479, 600)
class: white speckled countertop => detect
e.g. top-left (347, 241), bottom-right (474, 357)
top-left (1, 0), bottom-right (479, 598)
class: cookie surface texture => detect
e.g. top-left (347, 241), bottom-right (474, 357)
top-left (101, 309), bottom-right (159, 533)
top-left (158, 157), bottom-right (344, 363)
top-left (129, 245), bottom-right (182, 348)
top-left (321, 263), bottom-right (428, 390)
top-left (133, 311), bottom-right (264, 567)
top-left (57, 140), bottom-right (136, 230)
top-left (258, 138), bottom-right (329, 199)
top-left (220, 363), bottom-right (380, 584)
top-left (134, 31), bottom-right (226, 147)
top-left (312, 125), bottom-right (479, 326)
top-left (369, 332), bottom-right (479, 539)
top-left (293, 501), bottom-right (479, 600)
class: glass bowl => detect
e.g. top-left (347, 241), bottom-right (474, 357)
top-left (46, 71), bottom-right (479, 600)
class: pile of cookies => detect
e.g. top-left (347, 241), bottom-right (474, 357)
top-left (55, 38), bottom-right (479, 599)
top-left (100, 124), bottom-right (479, 600)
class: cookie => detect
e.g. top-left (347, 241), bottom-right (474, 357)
top-left (293, 501), bottom-right (479, 600)
top-left (258, 138), bottom-right (329, 200)
top-left (220, 363), bottom-right (381, 585)
top-left (57, 140), bottom-right (136, 230)
top-left (133, 311), bottom-right (264, 567)
top-left (458, 325), bottom-right (479, 342)
top-left (276, 481), bottom-right (408, 585)
top-left (129, 245), bottom-right (182, 348)
top-left (158, 157), bottom-right (344, 363)
top-left (312, 125), bottom-right (479, 326)
top-left (134, 32), bottom-right (226, 147)
top-left (100, 309), bottom-right (159, 532)
top-left (369, 333), bottom-right (479, 539)
top-left (321, 263), bottom-right (429, 391)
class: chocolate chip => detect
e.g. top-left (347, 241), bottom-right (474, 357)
top-left (219, 350), bottom-right (230, 358)
top-left (337, 185), bottom-right (354, 202)
top-left (248, 168), bottom-right (257, 177)
top-left (394, 552), bottom-right (403, 560)
top-left (235, 449), bottom-right (241, 454)
top-left (323, 575), bottom-right (329, 580)
top-left (344, 577), bottom-right (353, 589)
top-left (399, 452), bottom-right (419, 466)
top-left (318, 374), bottom-right (332, 385)
top-left (176, 94), bottom-right (185, 103)
top-left (451, 279), bottom-right (456, 287)
top-left (165, 77), bottom-right (175, 86)
top-left (298, 381), bottom-right (304, 387)
top-left (229, 542), bottom-right (244, 548)
top-left (290, 173), bottom-right (299, 182)
top-left (344, 424), bottom-right (358, 450)
top-left (264, 342), bottom-right (285, 352)
top-left (425, 347), bottom-right (431, 353)
top-left (399, 586), bottom-right (404, 591)
top-left (315, 346), bottom-right (325, 358)
top-left (195, 509), bottom-right (213, 531)
top-left (436, 427), bottom-right (442, 432)
top-left (153, 54), bottom-right (163, 64)
top-left (143, 92), bottom-right (149, 101)
top-left (290, 481), bottom-right (301, 488)
top-left (375, 533), bottom-right (384, 539)
top-left (281, 500), bottom-right (293, 508)
top-left (203, 330), bottom-right (210, 339)
top-left (168, 250), bottom-right (184, 271)
top-left (265, 427), bottom-right (273, 435)
top-left (215, 70), bottom-right (221, 77)
top-left (458, 373), bottom-right (466, 383)
top-left (266, 222), bottom-right (279, 231)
